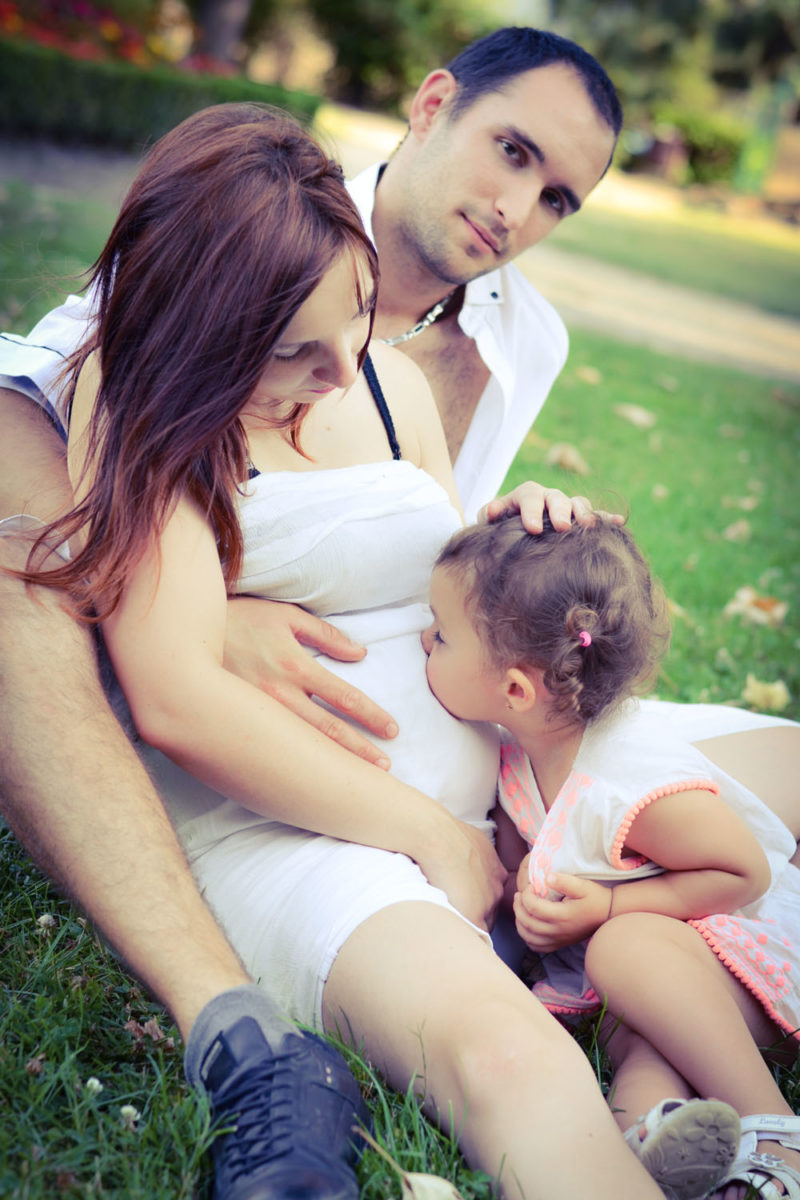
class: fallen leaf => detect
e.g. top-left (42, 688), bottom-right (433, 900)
top-left (741, 674), bottom-right (791, 712)
top-left (614, 403), bottom-right (656, 429)
top-left (723, 586), bottom-right (788, 628)
top-left (356, 1128), bottom-right (463, 1199)
top-left (722, 519), bottom-right (751, 543)
top-left (400, 1174), bottom-right (463, 1199)
top-left (545, 442), bottom-right (590, 475)
top-left (575, 365), bottom-right (602, 385)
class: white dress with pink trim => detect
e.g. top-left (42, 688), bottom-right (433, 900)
top-left (498, 700), bottom-right (800, 1039)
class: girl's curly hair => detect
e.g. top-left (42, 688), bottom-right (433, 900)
top-left (436, 512), bottom-right (670, 725)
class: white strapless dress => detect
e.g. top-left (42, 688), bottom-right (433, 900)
top-left (139, 461), bottom-right (500, 1027)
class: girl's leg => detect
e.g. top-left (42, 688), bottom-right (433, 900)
top-left (696, 726), bottom-right (800, 865)
top-left (323, 901), bottom-right (665, 1200)
top-left (586, 913), bottom-right (800, 1194)
top-left (600, 1019), bottom-right (695, 1131)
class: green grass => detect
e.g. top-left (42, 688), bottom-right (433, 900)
top-left (548, 200), bottom-right (800, 319)
top-left (0, 172), bottom-right (798, 1195)
top-left (0, 180), bottom-right (110, 334)
top-left (0, 828), bottom-right (213, 1198)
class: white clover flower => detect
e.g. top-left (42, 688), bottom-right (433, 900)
top-left (119, 1104), bottom-right (141, 1130)
top-left (36, 913), bottom-right (56, 932)
top-left (85, 1077), bottom-right (104, 1096)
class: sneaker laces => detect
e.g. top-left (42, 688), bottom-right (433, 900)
top-left (214, 1045), bottom-right (306, 1181)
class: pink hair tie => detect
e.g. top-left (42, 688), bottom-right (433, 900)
top-left (579, 631), bottom-right (592, 647)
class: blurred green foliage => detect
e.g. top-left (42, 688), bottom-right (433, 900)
top-left (304, 0), bottom-right (493, 108)
top-left (0, 36), bottom-right (320, 148)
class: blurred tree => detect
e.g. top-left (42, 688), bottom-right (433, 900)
top-left (184, 0), bottom-right (269, 63)
top-left (304, 0), bottom-right (493, 108)
top-left (712, 0), bottom-right (798, 89)
top-left (549, 0), bottom-right (798, 115)
top-left (549, 0), bottom-right (798, 183)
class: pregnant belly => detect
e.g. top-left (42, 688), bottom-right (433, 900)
top-left (315, 602), bottom-right (500, 831)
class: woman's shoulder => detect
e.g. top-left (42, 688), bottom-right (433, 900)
top-left (367, 341), bottom-right (435, 413)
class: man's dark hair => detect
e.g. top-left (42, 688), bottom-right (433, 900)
top-left (445, 26), bottom-right (622, 136)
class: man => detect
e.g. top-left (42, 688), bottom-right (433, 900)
top-left (0, 27), bottom-right (624, 1199)
top-left (354, 27), bottom-right (620, 518)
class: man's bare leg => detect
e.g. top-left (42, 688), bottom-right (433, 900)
top-left (0, 387), bottom-right (251, 1034)
top-left (0, 540), bottom-right (253, 1033)
top-left (0, 387), bottom-right (367, 1197)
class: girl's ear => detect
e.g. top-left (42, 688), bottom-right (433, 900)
top-left (503, 667), bottom-right (538, 713)
top-left (408, 70), bottom-right (459, 138)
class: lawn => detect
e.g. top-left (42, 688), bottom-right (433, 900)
top-left (0, 173), bottom-right (798, 1196)
top-left (548, 187), bottom-right (800, 319)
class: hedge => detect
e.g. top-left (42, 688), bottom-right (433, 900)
top-left (0, 37), bottom-right (322, 149)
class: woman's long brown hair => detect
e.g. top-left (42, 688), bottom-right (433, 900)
top-left (20, 102), bottom-right (378, 620)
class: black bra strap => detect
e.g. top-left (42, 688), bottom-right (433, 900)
top-left (363, 353), bottom-right (401, 460)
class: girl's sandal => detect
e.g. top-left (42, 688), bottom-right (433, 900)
top-left (711, 1114), bottom-right (800, 1200)
top-left (623, 1097), bottom-right (740, 1200)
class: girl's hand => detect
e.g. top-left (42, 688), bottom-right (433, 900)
top-left (224, 596), bottom-right (399, 769)
top-left (515, 852), bottom-right (532, 894)
top-left (513, 873), bottom-right (611, 952)
top-left (416, 819), bottom-right (508, 932)
top-left (481, 481), bottom-right (624, 534)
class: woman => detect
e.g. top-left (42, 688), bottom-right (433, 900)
top-left (19, 102), bottom-right (669, 1200)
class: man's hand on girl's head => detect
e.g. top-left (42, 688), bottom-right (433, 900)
top-left (482, 481), bottom-right (624, 534)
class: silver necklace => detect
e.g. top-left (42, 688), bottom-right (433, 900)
top-left (376, 290), bottom-right (457, 347)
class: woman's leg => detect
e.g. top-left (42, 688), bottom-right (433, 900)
top-left (323, 901), bottom-right (665, 1200)
top-left (586, 913), bottom-right (800, 1193)
top-left (696, 727), bottom-right (800, 864)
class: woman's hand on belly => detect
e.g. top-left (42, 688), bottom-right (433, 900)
top-left (224, 596), bottom-right (398, 768)
top-left (414, 817), bottom-right (507, 931)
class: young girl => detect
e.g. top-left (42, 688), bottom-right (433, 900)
top-left (422, 513), bottom-right (800, 1200)
top-left (15, 103), bottom-right (670, 1200)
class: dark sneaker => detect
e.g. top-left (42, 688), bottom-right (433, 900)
top-left (201, 1015), bottom-right (367, 1200)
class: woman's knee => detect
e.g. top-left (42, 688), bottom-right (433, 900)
top-left (444, 989), bottom-right (585, 1103)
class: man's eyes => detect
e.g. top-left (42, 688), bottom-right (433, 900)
top-left (498, 138), bottom-right (523, 164)
top-left (541, 188), bottom-right (566, 216)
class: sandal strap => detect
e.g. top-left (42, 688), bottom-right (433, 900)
top-left (717, 1152), bottom-right (800, 1200)
top-left (741, 1114), bottom-right (800, 1152)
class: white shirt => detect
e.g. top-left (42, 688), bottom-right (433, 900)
top-left (0, 163), bottom-right (568, 520)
